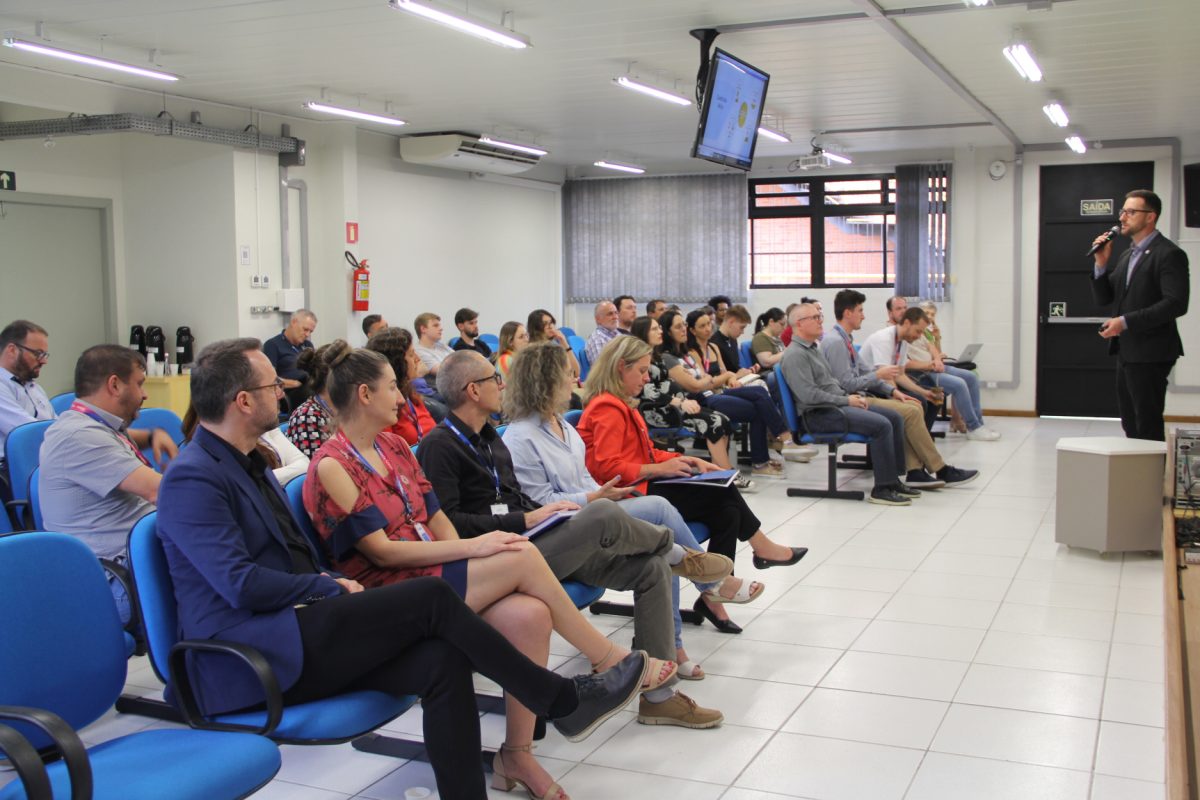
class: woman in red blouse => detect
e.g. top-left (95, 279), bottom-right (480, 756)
top-left (303, 341), bottom-right (675, 800)
top-left (577, 335), bottom-right (808, 634)
top-left (363, 327), bottom-right (436, 446)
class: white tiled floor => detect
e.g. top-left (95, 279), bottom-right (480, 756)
top-left (7, 417), bottom-right (1172, 799)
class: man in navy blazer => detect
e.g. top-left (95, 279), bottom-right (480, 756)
top-left (156, 338), bottom-right (652, 798)
top-left (1091, 189), bottom-right (1190, 441)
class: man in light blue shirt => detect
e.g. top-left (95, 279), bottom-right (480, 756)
top-left (0, 320), bottom-right (56, 473)
top-left (584, 301), bottom-right (622, 364)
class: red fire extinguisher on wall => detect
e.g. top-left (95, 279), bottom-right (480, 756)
top-left (347, 251), bottom-right (370, 312)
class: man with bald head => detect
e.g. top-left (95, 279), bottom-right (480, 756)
top-left (584, 300), bottom-right (622, 364)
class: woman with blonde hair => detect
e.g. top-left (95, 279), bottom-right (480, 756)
top-left (577, 335), bottom-right (808, 635)
top-left (495, 320), bottom-right (530, 380)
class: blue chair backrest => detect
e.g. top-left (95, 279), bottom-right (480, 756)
top-left (566, 335), bottom-right (586, 353)
top-left (479, 333), bottom-right (500, 349)
top-left (576, 346), bottom-right (591, 382)
top-left (29, 465), bottom-right (43, 530)
top-left (49, 392), bottom-right (76, 415)
top-left (774, 365), bottom-right (800, 432)
top-left (126, 511), bottom-right (177, 684)
top-left (5, 419), bottom-right (53, 519)
top-left (129, 407), bottom-right (185, 445)
top-left (279, 421), bottom-right (290, 436)
top-left (739, 340), bottom-right (755, 369)
top-left (564, 409), bottom-right (583, 427)
top-left (494, 424), bottom-right (508, 438)
top-left (0, 532), bottom-right (129, 747)
top-left (284, 474), bottom-right (332, 571)
top-left (448, 337), bottom-right (461, 349)
top-left (558, 327), bottom-right (576, 339)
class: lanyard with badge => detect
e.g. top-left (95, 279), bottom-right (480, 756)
top-left (892, 328), bottom-right (903, 366)
top-left (70, 401), bottom-right (152, 468)
top-left (835, 326), bottom-right (857, 367)
top-left (443, 420), bottom-right (508, 516)
top-left (335, 431), bottom-right (432, 541)
top-left (404, 398), bottom-right (424, 439)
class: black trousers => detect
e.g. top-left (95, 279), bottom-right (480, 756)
top-left (1116, 359), bottom-right (1174, 441)
top-left (286, 578), bottom-right (571, 800)
top-left (647, 482), bottom-right (762, 563)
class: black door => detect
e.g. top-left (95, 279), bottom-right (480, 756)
top-left (1036, 162), bottom-right (1155, 417)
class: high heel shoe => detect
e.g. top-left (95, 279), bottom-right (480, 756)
top-left (492, 743), bottom-right (567, 800)
top-left (692, 596), bottom-right (742, 634)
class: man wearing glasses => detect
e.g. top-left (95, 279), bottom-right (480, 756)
top-left (0, 320), bottom-right (56, 472)
top-left (1091, 189), bottom-right (1190, 441)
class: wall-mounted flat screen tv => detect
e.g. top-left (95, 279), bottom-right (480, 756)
top-left (691, 49), bottom-right (770, 171)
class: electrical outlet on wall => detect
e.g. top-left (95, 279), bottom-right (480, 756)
top-left (261, 275), bottom-right (271, 288)
top-left (250, 275), bottom-right (262, 289)
top-left (240, 245), bottom-right (252, 266)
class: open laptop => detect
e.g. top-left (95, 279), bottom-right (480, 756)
top-left (947, 343), bottom-right (982, 363)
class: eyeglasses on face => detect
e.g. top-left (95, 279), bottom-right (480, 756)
top-left (463, 373), bottom-right (502, 391)
top-left (797, 314), bottom-right (825, 323)
top-left (14, 343), bottom-right (49, 362)
top-left (1119, 208), bottom-right (1150, 217)
top-left (244, 378), bottom-right (285, 394)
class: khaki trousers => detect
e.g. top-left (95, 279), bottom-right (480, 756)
top-left (867, 397), bottom-right (945, 473)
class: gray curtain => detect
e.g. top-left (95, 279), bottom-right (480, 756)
top-left (895, 163), bottom-right (951, 301)
top-left (563, 174), bottom-right (748, 303)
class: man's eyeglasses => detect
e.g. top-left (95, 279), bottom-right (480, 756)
top-left (797, 314), bottom-right (825, 323)
top-left (463, 373), bottom-right (502, 391)
top-left (1119, 208), bottom-right (1150, 217)
top-left (14, 343), bottom-right (49, 362)
top-left (244, 378), bottom-right (285, 394)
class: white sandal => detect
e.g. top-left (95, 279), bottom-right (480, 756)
top-left (677, 660), bottom-right (704, 681)
top-left (703, 576), bottom-right (765, 605)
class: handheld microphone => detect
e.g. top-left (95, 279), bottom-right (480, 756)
top-left (1086, 224), bottom-right (1121, 257)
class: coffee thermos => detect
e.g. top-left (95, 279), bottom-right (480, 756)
top-left (129, 325), bottom-right (147, 357)
top-left (175, 326), bottom-right (195, 372)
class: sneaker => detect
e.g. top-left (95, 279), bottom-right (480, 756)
top-left (671, 549), bottom-right (733, 584)
top-left (965, 426), bottom-right (1001, 441)
top-left (936, 465), bottom-right (980, 486)
top-left (733, 474), bottom-right (758, 493)
top-left (751, 462), bottom-right (784, 479)
top-left (868, 486), bottom-right (912, 506)
top-left (904, 469), bottom-right (946, 489)
top-left (779, 442), bottom-right (818, 463)
top-left (553, 651), bottom-right (647, 742)
top-left (892, 482), bottom-right (921, 498)
top-left (637, 691), bottom-right (724, 729)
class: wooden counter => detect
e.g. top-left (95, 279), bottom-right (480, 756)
top-left (142, 375), bottom-right (191, 418)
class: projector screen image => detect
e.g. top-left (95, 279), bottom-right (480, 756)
top-left (691, 49), bottom-right (770, 171)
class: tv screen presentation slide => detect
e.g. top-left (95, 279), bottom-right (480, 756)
top-left (694, 51), bottom-right (769, 170)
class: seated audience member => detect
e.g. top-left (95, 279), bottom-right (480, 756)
top-left (707, 295), bottom-right (732, 327)
top-left (413, 312), bottom-right (455, 376)
top-left (629, 315), bottom-right (749, 488)
top-left (751, 308), bottom-right (787, 369)
top-left (361, 314), bottom-right (388, 340)
top-left (287, 343), bottom-right (337, 458)
top-left (645, 299), bottom-right (667, 320)
top-left (822, 290), bottom-right (978, 488)
top-left (158, 338), bottom-right (651, 799)
top-left (578, 335), bottom-right (808, 635)
top-left (861, 306), bottom-right (1000, 442)
top-left (39, 344), bottom-right (178, 621)
top-left (682, 308), bottom-right (814, 476)
top-left (304, 342), bottom-right (677, 799)
top-left (503, 341), bottom-right (748, 678)
top-left (419, 350), bottom-right (723, 729)
top-left (584, 300), bottom-right (622, 365)
top-left (710, 303), bottom-right (752, 375)
top-left (913, 300), bottom-right (988, 437)
top-left (614, 295), bottom-right (638, 334)
top-left (0, 320), bottom-right (57, 472)
top-left (780, 298), bottom-right (820, 347)
top-left (264, 309), bottom-right (317, 410)
top-left (528, 308), bottom-right (581, 383)
top-left (186, 404), bottom-right (308, 485)
top-left (495, 321), bottom-right (530, 380)
top-left (452, 307), bottom-right (493, 358)
top-left (780, 304), bottom-right (915, 507)
top-left (364, 327), bottom-right (436, 445)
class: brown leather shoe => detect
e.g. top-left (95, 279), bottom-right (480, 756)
top-left (670, 549), bottom-right (732, 584)
top-left (637, 691), bottom-right (724, 729)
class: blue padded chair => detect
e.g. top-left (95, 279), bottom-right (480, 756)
top-left (566, 334), bottom-right (585, 353)
top-left (576, 347), bottom-right (591, 383)
top-left (0, 532), bottom-right (281, 800)
top-left (278, 421), bottom-right (290, 436)
top-left (448, 336), bottom-right (461, 349)
top-left (739, 340), bottom-right (755, 369)
top-left (4, 420), bottom-right (53, 530)
top-left (49, 392), bottom-right (76, 415)
top-left (129, 408), bottom-right (185, 470)
top-left (563, 409), bottom-right (583, 428)
top-left (479, 333), bottom-right (500, 350)
top-left (28, 465), bottom-right (43, 531)
top-left (774, 365), bottom-right (867, 501)
top-left (558, 327), bottom-right (576, 339)
top-left (126, 511), bottom-right (417, 752)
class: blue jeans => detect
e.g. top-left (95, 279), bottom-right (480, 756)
top-left (110, 575), bottom-right (132, 626)
top-left (806, 405), bottom-right (902, 488)
top-left (928, 366), bottom-right (983, 430)
top-left (707, 385), bottom-right (788, 465)
top-left (618, 494), bottom-right (715, 650)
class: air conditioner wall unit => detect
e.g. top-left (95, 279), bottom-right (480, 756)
top-left (398, 132), bottom-right (540, 175)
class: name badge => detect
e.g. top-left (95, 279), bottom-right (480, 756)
top-left (412, 521), bottom-right (433, 542)
top-left (490, 503), bottom-right (508, 516)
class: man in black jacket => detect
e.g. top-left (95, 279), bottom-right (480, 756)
top-left (1091, 189), bottom-right (1190, 440)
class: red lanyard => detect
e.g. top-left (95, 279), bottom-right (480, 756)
top-left (835, 326), bottom-right (856, 366)
top-left (892, 329), bottom-right (903, 366)
top-left (70, 401), bottom-right (151, 468)
top-left (335, 431), bottom-right (416, 523)
top-left (405, 398), bottom-right (423, 439)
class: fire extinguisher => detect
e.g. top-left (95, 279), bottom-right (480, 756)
top-left (347, 251), bottom-right (370, 312)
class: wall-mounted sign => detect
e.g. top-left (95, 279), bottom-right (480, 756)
top-left (346, 222), bottom-right (359, 244)
top-left (0, 170), bottom-right (15, 191)
top-left (1080, 199), bottom-right (1113, 216)
top-left (1049, 301), bottom-right (1067, 317)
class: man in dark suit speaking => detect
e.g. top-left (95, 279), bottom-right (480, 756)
top-left (1091, 189), bottom-right (1190, 440)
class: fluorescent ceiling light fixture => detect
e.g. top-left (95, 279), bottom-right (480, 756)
top-left (613, 76), bottom-right (692, 107)
top-left (479, 135), bottom-right (547, 157)
top-left (757, 125), bottom-right (792, 143)
top-left (1042, 101), bottom-right (1069, 127)
top-left (2, 36), bottom-right (179, 81)
top-left (1003, 42), bottom-right (1043, 82)
top-left (304, 101), bottom-right (407, 126)
top-left (1065, 135), bottom-right (1087, 154)
top-left (963, 0), bottom-right (991, 6)
top-left (388, 0), bottom-right (530, 49)
top-left (594, 160), bottom-right (646, 174)
top-left (824, 150), bottom-right (853, 164)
